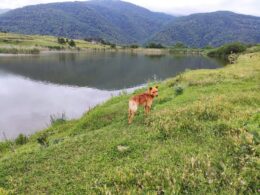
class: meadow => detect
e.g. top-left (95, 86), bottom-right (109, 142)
top-left (0, 48), bottom-right (259, 194)
top-left (0, 32), bottom-right (108, 54)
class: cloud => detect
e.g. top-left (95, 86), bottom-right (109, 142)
top-left (0, 0), bottom-right (259, 16)
top-left (123, 0), bottom-right (260, 16)
top-left (0, 0), bottom-right (85, 9)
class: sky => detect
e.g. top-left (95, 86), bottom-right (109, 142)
top-left (0, 0), bottom-right (259, 16)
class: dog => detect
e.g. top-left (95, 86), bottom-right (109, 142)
top-left (128, 86), bottom-right (158, 124)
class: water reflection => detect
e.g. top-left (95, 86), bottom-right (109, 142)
top-left (0, 52), bottom-right (222, 90)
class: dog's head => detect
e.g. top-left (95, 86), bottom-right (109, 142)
top-left (148, 86), bottom-right (159, 97)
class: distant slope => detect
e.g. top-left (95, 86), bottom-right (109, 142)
top-left (0, 0), bottom-right (173, 44)
top-left (150, 11), bottom-right (260, 47)
top-left (0, 9), bottom-right (10, 15)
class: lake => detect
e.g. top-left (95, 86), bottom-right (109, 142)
top-left (0, 51), bottom-right (223, 140)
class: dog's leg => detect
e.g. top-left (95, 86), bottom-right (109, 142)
top-left (145, 105), bottom-right (151, 114)
top-left (128, 110), bottom-right (136, 124)
top-left (128, 100), bottom-right (138, 124)
top-left (147, 106), bottom-right (151, 113)
top-left (144, 105), bottom-right (149, 115)
top-left (128, 109), bottom-right (133, 124)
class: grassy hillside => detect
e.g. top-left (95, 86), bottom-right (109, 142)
top-left (0, 32), bottom-right (108, 53)
top-left (0, 0), bottom-right (173, 44)
top-left (0, 52), bottom-right (259, 194)
top-left (150, 11), bottom-right (260, 47)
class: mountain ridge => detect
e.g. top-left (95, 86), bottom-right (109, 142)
top-left (0, 1), bottom-right (260, 46)
top-left (0, 0), bottom-right (173, 44)
top-left (150, 11), bottom-right (260, 47)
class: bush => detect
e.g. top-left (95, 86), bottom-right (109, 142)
top-left (110, 44), bottom-right (116, 49)
top-left (145, 43), bottom-right (165, 49)
top-left (68, 39), bottom-right (76, 47)
top-left (172, 42), bottom-right (187, 49)
top-left (130, 44), bottom-right (139, 48)
top-left (207, 42), bottom-right (247, 58)
top-left (50, 113), bottom-right (66, 125)
top-left (37, 133), bottom-right (49, 147)
top-left (57, 37), bottom-right (66, 44)
top-left (47, 46), bottom-right (64, 50)
top-left (174, 85), bottom-right (184, 95)
top-left (15, 134), bottom-right (28, 145)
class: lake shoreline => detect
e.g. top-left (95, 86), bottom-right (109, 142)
top-left (0, 52), bottom-right (223, 140)
top-left (0, 47), bottom-right (207, 57)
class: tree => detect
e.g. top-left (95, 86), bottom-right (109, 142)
top-left (172, 42), bottom-right (187, 48)
top-left (57, 37), bottom-right (66, 44)
top-left (68, 39), bottom-right (76, 47)
top-left (110, 44), bottom-right (116, 49)
top-left (145, 43), bottom-right (165, 49)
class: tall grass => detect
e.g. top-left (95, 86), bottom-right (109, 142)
top-left (0, 47), bottom-right (40, 54)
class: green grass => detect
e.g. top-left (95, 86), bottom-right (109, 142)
top-left (0, 52), bottom-right (259, 194)
top-left (0, 32), bottom-right (109, 54)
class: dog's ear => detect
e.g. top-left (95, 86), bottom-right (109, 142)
top-left (155, 86), bottom-right (159, 89)
top-left (149, 87), bottom-right (152, 91)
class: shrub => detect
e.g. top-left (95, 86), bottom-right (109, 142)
top-left (172, 42), bottom-right (187, 49)
top-left (174, 85), bottom-right (184, 96)
top-left (37, 133), bottom-right (49, 147)
top-left (145, 43), bottom-right (165, 49)
top-left (15, 134), bottom-right (28, 145)
top-left (207, 42), bottom-right (247, 58)
top-left (48, 46), bottom-right (64, 50)
top-left (57, 37), bottom-right (66, 44)
top-left (110, 44), bottom-right (116, 49)
top-left (50, 113), bottom-right (66, 125)
top-left (68, 39), bottom-right (76, 47)
top-left (130, 44), bottom-right (139, 48)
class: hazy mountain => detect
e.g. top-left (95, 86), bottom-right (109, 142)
top-left (0, 9), bottom-right (10, 15)
top-left (0, 0), bottom-right (173, 44)
top-left (149, 11), bottom-right (260, 47)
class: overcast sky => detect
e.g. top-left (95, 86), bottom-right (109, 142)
top-left (0, 0), bottom-right (259, 16)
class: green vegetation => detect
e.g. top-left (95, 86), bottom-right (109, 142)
top-left (14, 134), bottom-right (29, 146)
top-left (207, 42), bottom-right (247, 58)
top-left (0, 0), bottom-right (173, 44)
top-left (2, 1), bottom-right (260, 47)
top-left (0, 50), bottom-right (259, 193)
top-left (207, 42), bottom-right (249, 63)
top-left (0, 47), bottom-right (40, 54)
top-left (0, 32), bottom-right (109, 54)
top-left (146, 43), bottom-right (165, 48)
top-left (151, 11), bottom-right (260, 47)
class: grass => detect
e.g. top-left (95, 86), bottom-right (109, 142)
top-left (0, 51), bottom-right (259, 194)
top-left (0, 32), bottom-right (109, 54)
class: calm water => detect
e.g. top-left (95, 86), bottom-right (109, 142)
top-left (0, 52), bottom-right (223, 140)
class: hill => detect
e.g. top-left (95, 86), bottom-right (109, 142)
top-left (0, 32), bottom-right (109, 54)
top-left (149, 11), bottom-right (260, 47)
top-left (0, 9), bottom-right (10, 15)
top-left (0, 0), bottom-right (173, 44)
top-left (0, 51), bottom-right (259, 193)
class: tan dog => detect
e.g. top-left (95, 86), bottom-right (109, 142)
top-left (128, 86), bottom-right (158, 124)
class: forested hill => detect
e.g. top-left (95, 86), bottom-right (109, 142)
top-left (149, 11), bottom-right (260, 47)
top-left (0, 2), bottom-right (260, 46)
top-left (0, 0), bottom-right (173, 44)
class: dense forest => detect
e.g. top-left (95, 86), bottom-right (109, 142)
top-left (150, 11), bottom-right (260, 47)
top-left (0, 1), bottom-right (260, 46)
top-left (0, 1), bottom-right (173, 44)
